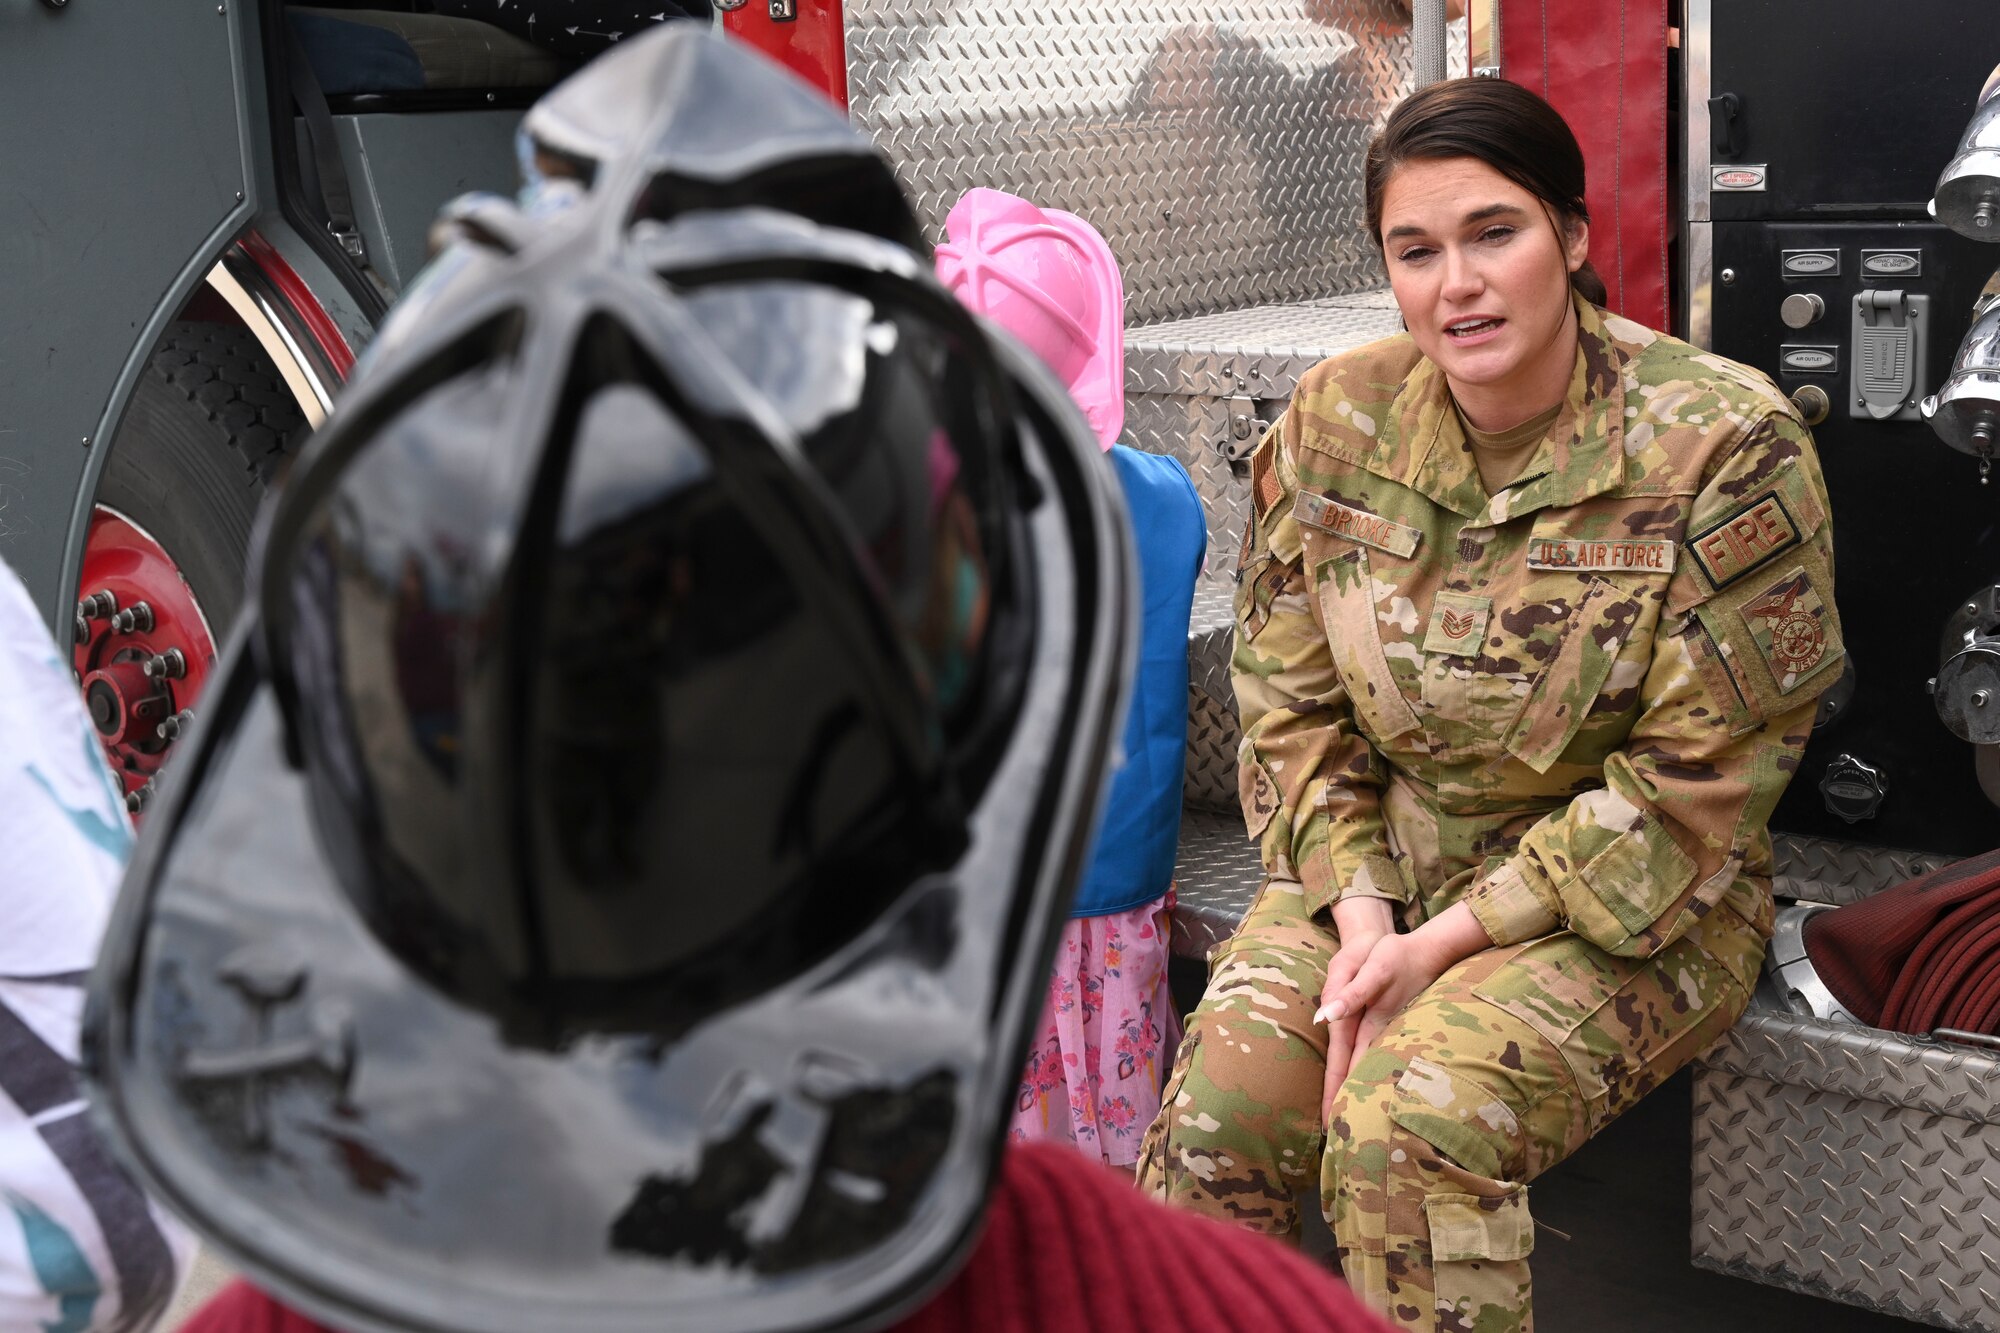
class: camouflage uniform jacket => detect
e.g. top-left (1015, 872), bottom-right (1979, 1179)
top-left (1234, 296), bottom-right (1841, 961)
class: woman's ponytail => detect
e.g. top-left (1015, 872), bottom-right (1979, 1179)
top-left (1570, 258), bottom-right (1608, 306)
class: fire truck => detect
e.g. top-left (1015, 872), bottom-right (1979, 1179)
top-left (4, 0), bottom-right (1999, 1325)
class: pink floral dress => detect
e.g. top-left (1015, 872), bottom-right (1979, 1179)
top-left (1009, 889), bottom-right (1179, 1166)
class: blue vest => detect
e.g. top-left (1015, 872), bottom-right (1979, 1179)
top-left (1072, 446), bottom-right (1207, 918)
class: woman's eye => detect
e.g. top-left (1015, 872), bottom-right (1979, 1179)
top-left (1478, 225), bottom-right (1518, 244)
top-left (1396, 245), bottom-right (1436, 265)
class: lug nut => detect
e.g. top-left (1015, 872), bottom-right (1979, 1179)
top-left (73, 613), bottom-right (90, 646)
top-left (1976, 691), bottom-right (1990, 709)
top-left (124, 780), bottom-right (155, 814)
top-left (112, 602), bottom-right (155, 635)
top-left (78, 590), bottom-right (117, 620)
top-left (143, 648), bottom-right (187, 681)
top-left (156, 709), bottom-right (194, 742)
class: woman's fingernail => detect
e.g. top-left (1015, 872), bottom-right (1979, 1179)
top-left (1313, 1004), bottom-right (1334, 1024)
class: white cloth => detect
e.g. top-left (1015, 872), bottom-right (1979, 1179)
top-left (0, 561), bottom-right (193, 1331)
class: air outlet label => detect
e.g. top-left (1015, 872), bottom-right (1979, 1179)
top-left (1780, 345), bottom-right (1839, 375)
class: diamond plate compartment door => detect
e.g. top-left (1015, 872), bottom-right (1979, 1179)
top-left (1694, 1008), bottom-right (2000, 1330)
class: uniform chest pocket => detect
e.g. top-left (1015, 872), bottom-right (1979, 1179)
top-left (1308, 542), bottom-right (1424, 745)
top-left (1500, 577), bottom-right (1643, 773)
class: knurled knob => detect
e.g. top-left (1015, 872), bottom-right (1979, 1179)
top-left (1781, 292), bottom-right (1826, 329)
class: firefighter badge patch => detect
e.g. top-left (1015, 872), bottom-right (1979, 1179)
top-left (1739, 565), bottom-right (1833, 691)
top-left (1421, 591), bottom-right (1492, 658)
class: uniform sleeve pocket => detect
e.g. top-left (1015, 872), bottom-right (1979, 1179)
top-left (1673, 466), bottom-right (1843, 724)
top-left (1238, 743), bottom-right (1281, 842)
top-left (1236, 554), bottom-right (1293, 640)
top-left (1702, 550), bottom-right (1844, 718)
top-left (1577, 814), bottom-right (1697, 942)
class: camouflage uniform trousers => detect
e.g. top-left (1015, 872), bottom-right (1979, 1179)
top-left (1136, 877), bottom-right (1762, 1332)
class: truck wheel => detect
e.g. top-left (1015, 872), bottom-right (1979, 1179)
top-left (75, 322), bottom-right (308, 811)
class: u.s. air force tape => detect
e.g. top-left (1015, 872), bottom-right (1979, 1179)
top-left (1524, 536), bottom-right (1676, 573)
top-left (1292, 492), bottom-right (1422, 557)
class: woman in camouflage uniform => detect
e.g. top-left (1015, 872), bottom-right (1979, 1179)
top-left (1138, 79), bottom-right (1842, 1332)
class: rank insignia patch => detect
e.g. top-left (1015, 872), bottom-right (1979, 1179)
top-left (1739, 565), bottom-right (1833, 691)
top-left (1689, 491), bottom-right (1800, 592)
top-left (1292, 492), bottom-right (1422, 558)
top-left (1422, 592), bottom-right (1492, 658)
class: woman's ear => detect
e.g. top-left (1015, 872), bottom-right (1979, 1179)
top-left (1564, 216), bottom-right (1592, 274)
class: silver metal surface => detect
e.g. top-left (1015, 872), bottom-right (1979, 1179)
top-left (846, 1), bottom-right (1464, 324)
top-left (1183, 582), bottom-right (1237, 814)
top-left (1772, 832), bottom-right (1948, 905)
top-left (1763, 903), bottom-right (1862, 1024)
top-left (1687, 221), bottom-right (1714, 348)
top-left (1935, 642), bottom-right (2000, 743)
top-left (1944, 586), bottom-right (2000, 663)
top-left (1935, 78), bottom-right (2000, 241)
top-left (1467, 0), bottom-right (1497, 77)
top-left (207, 249), bottom-right (335, 426)
top-left (1786, 383), bottom-right (1829, 426)
top-left (1170, 807), bottom-right (1263, 959)
top-left (1125, 295), bottom-right (1404, 591)
top-left (1685, 0), bottom-right (1711, 226)
top-left (1922, 298), bottom-right (2000, 455)
top-left (1693, 1006), bottom-right (2000, 1330)
top-left (1780, 292), bottom-right (1826, 329)
top-left (1412, 0), bottom-right (1447, 88)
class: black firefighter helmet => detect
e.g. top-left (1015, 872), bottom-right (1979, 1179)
top-left (83, 27), bottom-right (1133, 1333)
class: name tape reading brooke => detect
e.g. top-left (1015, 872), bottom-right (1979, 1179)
top-left (1292, 492), bottom-right (1422, 558)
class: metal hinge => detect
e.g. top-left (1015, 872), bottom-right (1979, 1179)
top-left (1219, 395), bottom-right (1260, 463)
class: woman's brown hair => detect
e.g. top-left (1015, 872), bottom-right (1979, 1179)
top-left (1363, 78), bottom-right (1609, 306)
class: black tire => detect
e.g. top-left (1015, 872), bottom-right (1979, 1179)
top-left (94, 321), bottom-right (308, 637)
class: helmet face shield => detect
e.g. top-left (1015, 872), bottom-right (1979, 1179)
top-left (84, 28), bottom-right (1133, 1333)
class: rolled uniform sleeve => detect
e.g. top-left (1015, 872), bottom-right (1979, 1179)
top-left (1466, 413), bottom-right (1841, 955)
top-left (1232, 411), bottom-right (1409, 917)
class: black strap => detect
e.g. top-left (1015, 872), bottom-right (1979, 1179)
top-left (285, 22), bottom-right (366, 261)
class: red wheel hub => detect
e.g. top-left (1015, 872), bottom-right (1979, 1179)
top-left (74, 507), bottom-right (219, 814)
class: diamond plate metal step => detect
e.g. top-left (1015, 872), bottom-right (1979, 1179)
top-left (1170, 807), bottom-right (1262, 960)
top-left (1693, 1006), bottom-right (2000, 1331)
top-left (1182, 581), bottom-right (1236, 815)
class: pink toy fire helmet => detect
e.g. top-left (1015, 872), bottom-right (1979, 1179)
top-left (936, 188), bottom-right (1125, 450)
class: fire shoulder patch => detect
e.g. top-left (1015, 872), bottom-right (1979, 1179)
top-left (1737, 564), bottom-right (1834, 692)
top-left (1688, 490), bottom-right (1801, 592)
